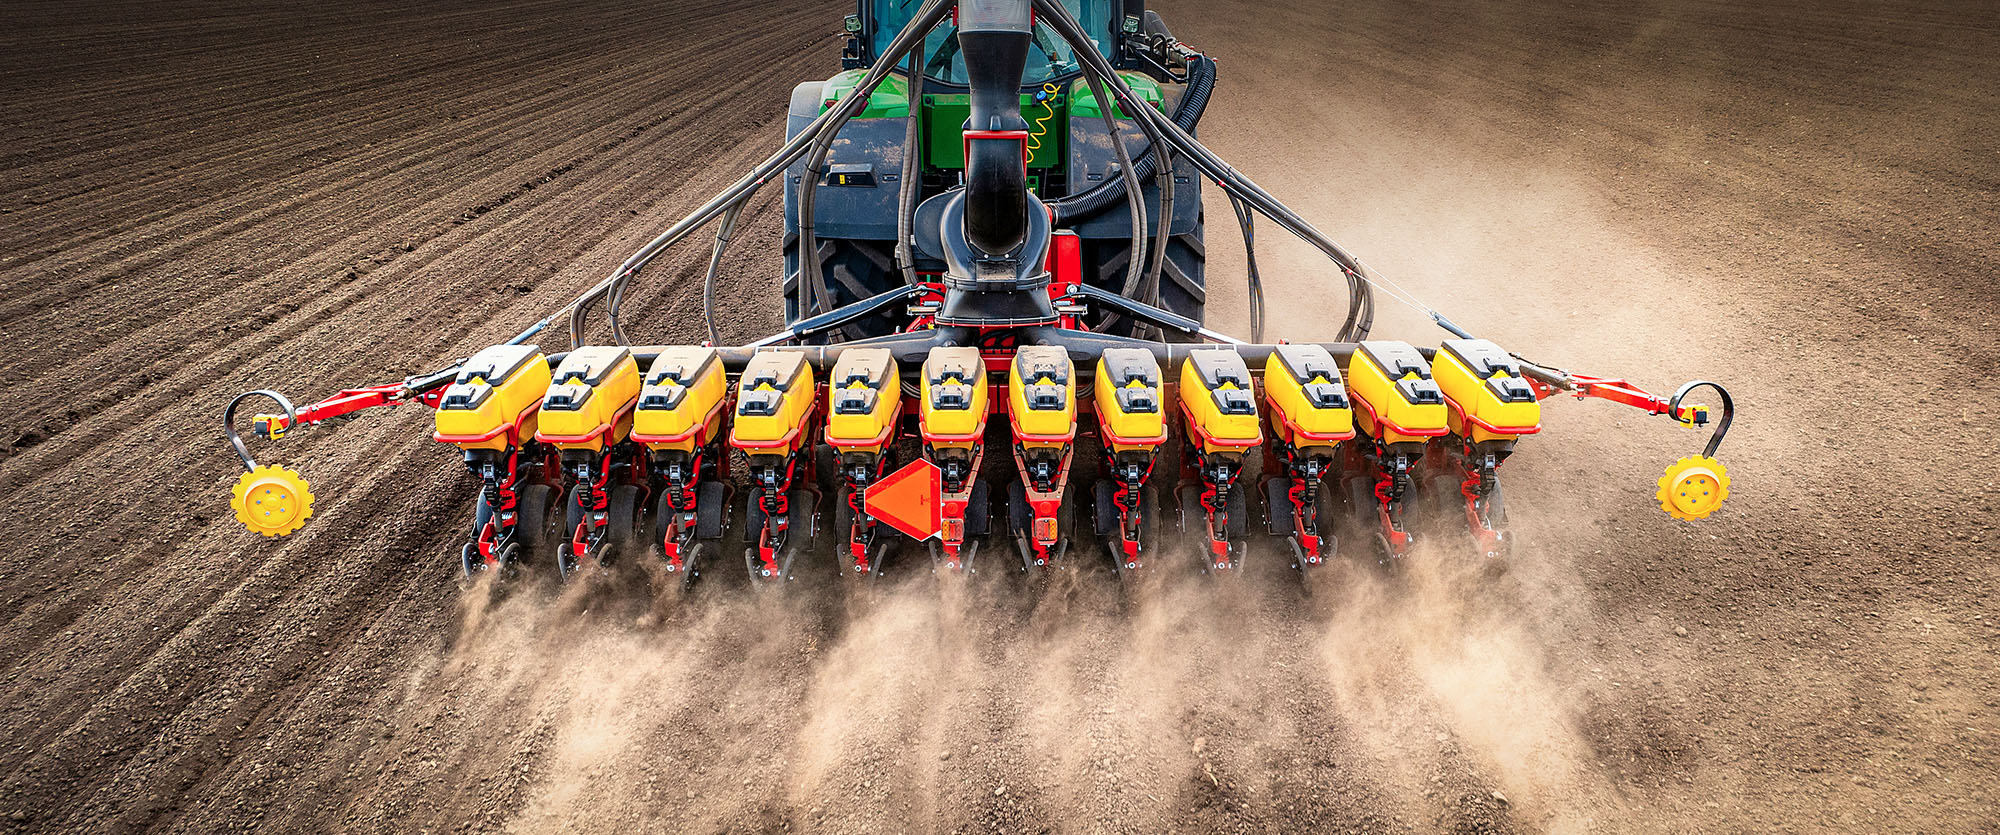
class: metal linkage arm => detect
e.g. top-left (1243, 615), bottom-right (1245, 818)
top-left (1520, 363), bottom-right (1735, 457)
top-left (231, 366), bottom-right (458, 460)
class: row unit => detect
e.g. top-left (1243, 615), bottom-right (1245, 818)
top-left (427, 339), bottom-right (1545, 457)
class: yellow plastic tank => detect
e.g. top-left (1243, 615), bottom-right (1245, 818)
top-left (536, 346), bottom-right (641, 451)
top-left (632, 346), bottom-right (729, 452)
top-left (1432, 339), bottom-right (1541, 442)
top-left (1093, 347), bottom-right (1166, 452)
top-left (825, 348), bottom-right (901, 452)
top-left (919, 346), bottom-right (989, 447)
top-left (1178, 349), bottom-right (1262, 453)
top-left (1344, 341), bottom-right (1447, 444)
top-left (433, 344), bottom-right (551, 450)
top-left (729, 350), bottom-right (816, 456)
top-left (1262, 344), bottom-right (1353, 449)
top-left (1008, 346), bottom-right (1076, 446)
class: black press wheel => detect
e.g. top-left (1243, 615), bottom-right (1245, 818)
top-left (1225, 482), bottom-right (1249, 540)
top-left (604, 484), bottom-right (643, 565)
top-left (460, 491), bottom-right (495, 579)
top-left (559, 484), bottom-right (588, 582)
top-left (695, 480), bottom-right (728, 540)
top-left (512, 483), bottom-right (557, 569)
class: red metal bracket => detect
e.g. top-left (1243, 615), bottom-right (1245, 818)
top-left (1543, 373), bottom-right (1707, 426)
top-left (253, 381), bottom-right (442, 440)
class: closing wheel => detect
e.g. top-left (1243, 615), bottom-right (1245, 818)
top-left (230, 464), bottom-right (314, 537)
top-left (1093, 479), bottom-right (1119, 538)
top-left (788, 488), bottom-right (818, 546)
top-left (695, 480), bottom-right (727, 539)
top-left (965, 478), bottom-right (991, 537)
top-left (460, 492), bottom-right (495, 578)
top-left (559, 484), bottom-right (588, 582)
top-left (510, 483), bottom-right (553, 567)
top-left (1007, 481), bottom-right (1032, 537)
top-left (604, 484), bottom-right (642, 564)
top-left (1263, 477), bottom-right (1293, 536)
top-left (1225, 482), bottom-right (1249, 540)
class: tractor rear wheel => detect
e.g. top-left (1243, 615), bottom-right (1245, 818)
top-left (782, 234), bottom-right (901, 341)
top-left (1080, 210), bottom-right (1206, 340)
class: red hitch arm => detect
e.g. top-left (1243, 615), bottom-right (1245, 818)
top-left (223, 367), bottom-right (458, 472)
top-left (1521, 363), bottom-right (1735, 459)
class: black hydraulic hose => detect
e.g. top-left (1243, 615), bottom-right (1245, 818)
top-left (700, 202), bottom-right (742, 346)
top-left (796, 94), bottom-right (845, 317)
top-left (1229, 192), bottom-right (1266, 342)
top-left (1142, 126), bottom-right (1172, 313)
top-left (1082, 69), bottom-right (1146, 306)
top-left (1048, 54), bottom-right (1214, 224)
top-left (1031, 0), bottom-right (1374, 340)
top-left (894, 48), bottom-right (923, 283)
top-left (572, 0), bottom-right (951, 346)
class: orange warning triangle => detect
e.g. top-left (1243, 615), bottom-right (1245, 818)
top-left (864, 459), bottom-right (942, 541)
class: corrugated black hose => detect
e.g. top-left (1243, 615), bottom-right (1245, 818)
top-left (1048, 53), bottom-right (1214, 224)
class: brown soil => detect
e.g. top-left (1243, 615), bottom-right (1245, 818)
top-left (2, 0), bottom-right (1995, 832)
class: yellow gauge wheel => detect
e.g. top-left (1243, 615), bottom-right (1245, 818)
top-left (231, 464), bottom-right (315, 536)
top-left (1657, 455), bottom-right (1729, 520)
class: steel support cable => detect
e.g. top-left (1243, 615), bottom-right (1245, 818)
top-left (564, 0), bottom-right (952, 347)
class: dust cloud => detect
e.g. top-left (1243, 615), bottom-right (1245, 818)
top-left (414, 522), bottom-right (1629, 833)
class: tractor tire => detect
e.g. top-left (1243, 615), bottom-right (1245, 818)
top-left (1080, 210), bottom-right (1205, 340)
top-left (782, 234), bottom-right (901, 341)
top-left (1007, 481), bottom-right (1034, 537)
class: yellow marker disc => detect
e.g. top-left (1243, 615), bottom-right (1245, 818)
top-left (1656, 455), bottom-right (1730, 520)
top-left (231, 464), bottom-right (315, 537)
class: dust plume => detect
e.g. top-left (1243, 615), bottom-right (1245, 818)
top-left (392, 512), bottom-right (1639, 833)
